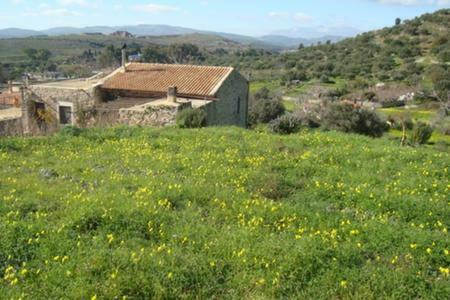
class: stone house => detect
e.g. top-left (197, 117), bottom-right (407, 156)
top-left (22, 60), bottom-right (249, 134)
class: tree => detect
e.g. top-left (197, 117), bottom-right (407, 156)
top-left (427, 64), bottom-right (450, 104)
top-left (0, 63), bottom-right (5, 83)
top-left (142, 46), bottom-right (169, 63)
top-left (24, 48), bottom-right (51, 63)
top-left (395, 18), bottom-right (402, 26)
top-left (298, 43), bottom-right (305, 50)
top-left (24, 48), bottom-right (38, 61)
top-left (167, 44), bottom-right (204, 64)
top-left (98, 45), bottom-right (119, 68)
top-left (35, 49), bottom-right (52, 62)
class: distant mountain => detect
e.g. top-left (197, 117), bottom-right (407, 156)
top-left (0, 28), bottom-right (41, 38)
top-left (0, 24), bottom-right (351, 49)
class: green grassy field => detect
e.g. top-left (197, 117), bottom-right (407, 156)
top-left (250, 80), bottom-right (281, 94)
top-left (285, 78), bottom-right (348, 97)
top-left (378, 107), bottom-right (450, 146)
top-left (378, 107), bottom-right (438, 123)
top-left (0, 127), bottom-right (448, 299)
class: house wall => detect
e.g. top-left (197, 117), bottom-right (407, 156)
top-left (206, 70), bottom-right (249, 127)
top-left (26, 86), bottom-right (98, 127)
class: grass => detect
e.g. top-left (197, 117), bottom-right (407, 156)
top-left (282, 100), bottom-right (297, 113)
top-left (250, 80), bottom-right (281, 94)
top-left (378, 107), bottom-right (438, 122)
top-left (285, 78), bottom-right (348, 97)
top-left (388, 129), bottom-right (450, 145)
top-left (0, 126), bottom-right (448, 299)
top-left (378, 106), bottom-right (450, 145)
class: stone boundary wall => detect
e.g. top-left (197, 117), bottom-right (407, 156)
top-left (118, 106), bottom-right (179, 127)
top-left (0, 118), bottom-right (22, 137)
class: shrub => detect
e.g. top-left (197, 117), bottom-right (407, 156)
top-left (410, 122), bottom-right (433, 145)
top-left (176, 108), bottom-right (207, 128)
top-left (363, 91), bottom-right (377, 102)
top-left (382, 99), bottom-right (405, 108)
top-left (295, 106), bottom-right (322, 128)
top-left (320, 75), bottom-right (331, 83)
top-left (269, 114), bottom-right (302, 134)
top-left (58, 126), bottom-right (85, 137)
top-left (387, 115), bottom-right (414, 130)
top-left (249, 99), bottom-right (285, 125)
top-left (322, 103), bottom-right (387, 137)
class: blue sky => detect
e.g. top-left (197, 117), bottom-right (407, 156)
top-left (1, 0), bottom-right (449, 36)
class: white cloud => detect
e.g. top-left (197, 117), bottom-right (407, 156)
top-left (268, 11), bottom-right (290, 18)
top-left (133, 3), bottom-right (179, 13)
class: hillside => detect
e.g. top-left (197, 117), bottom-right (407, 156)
top-left (0, 33), bottom-right (250, 64)
top-left (279, 9), bottom-right (450, 86)
top-left (0, 127), bottom-right (448, 298)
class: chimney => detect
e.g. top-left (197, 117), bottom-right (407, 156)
top-left (8, 81), bottom-right (13, 93)
top-left (121, 43), bottom-right (127, 71)
top-left (167, 86), bottom-right (177, 103)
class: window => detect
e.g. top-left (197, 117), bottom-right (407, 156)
top-left (58, 102), bottom-right (73, 125)
top-left (237, 97), bottom-right (241, 114)
top-left (59, 106), bottom-right (72, 125)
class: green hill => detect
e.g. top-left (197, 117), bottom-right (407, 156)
top-left (280, 9), bottom-right (450, 86)
top-left (0, 127), bottom-right (448, 298)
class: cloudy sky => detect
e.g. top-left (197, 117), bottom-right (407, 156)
top-left (1, 0), bottom-right (449, 36)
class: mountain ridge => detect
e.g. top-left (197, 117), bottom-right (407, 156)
top-left (0, 24), bottom-right (345, 49)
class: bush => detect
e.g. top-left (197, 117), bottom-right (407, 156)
top-left (382, 99), bottom-right (405, 108)
top-left (387, 115), bottom-right (414, 130)
top-left (176, 108), bottom-right (207, 128)
top-left (249, 99), bottom-right (285, 125)
top-left (322, 103), bottom-right (387, 137)
top-left (410, 122), bottom-right (433, 145)
top-left (295, 107), bottom-right (322, 128)
top-left (269, 114), bottom-right (302, 134)
top-left (58, 126), bottom-right (85, 137)
top-left (320, 75), bottom-right (331, 83)
top-left (363, 91), bottom-right (377, 102)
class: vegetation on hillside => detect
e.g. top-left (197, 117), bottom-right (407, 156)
top-left (281, 9), bottom-right (450, 85)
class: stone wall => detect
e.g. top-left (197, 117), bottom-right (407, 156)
top-left (0, 118), bottom-right (22, 137)
top-left (118, 106), bottom-right (179, 127)
top-left (208, 70), bottom-right (249, 127)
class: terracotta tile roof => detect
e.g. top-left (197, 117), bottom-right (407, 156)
top-left (102, 63), bottom-right (234, 99)
top-left (0, 92), bottom-right (21, 107)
